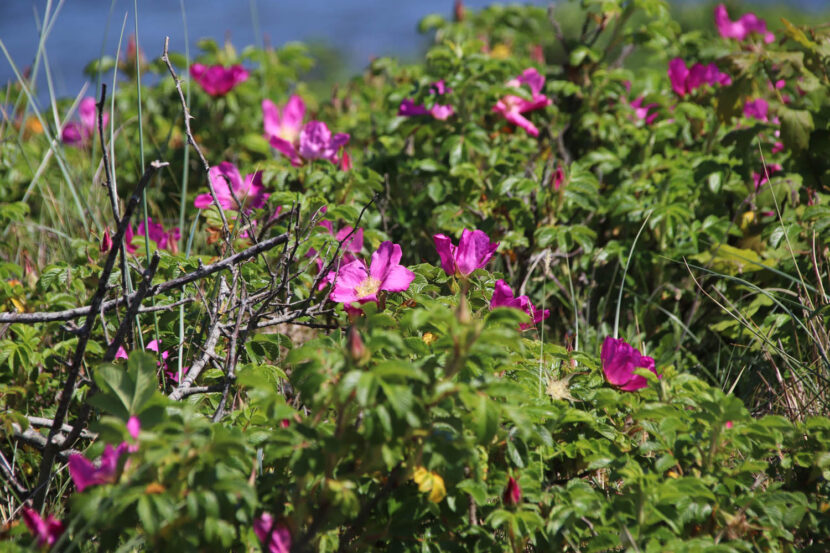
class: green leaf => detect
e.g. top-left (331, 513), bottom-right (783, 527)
top-left (779, 107), bottom-right (814, 152)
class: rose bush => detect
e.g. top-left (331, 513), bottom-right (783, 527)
top-left (1, 1), bottom-right (830, 552)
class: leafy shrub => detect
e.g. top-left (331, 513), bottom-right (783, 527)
top-left (1, 1), bottom-right (829, 551)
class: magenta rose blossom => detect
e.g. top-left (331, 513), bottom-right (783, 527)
top-left (752, 163), bottom-right (782, 190)
top-left (68, 442), bottom-right (129, 492)
top-left (489, 279), bottom-right (550, 330)
top-left (123, 218), bottom-right (180, 255)
top-left (299, 121), bottom-right (350, 162)
top-left (714, 4), bottom-right (774, 44)
top-left (270, 120), bottom-right (350, 167)
top-left (600, 336), bottom-right (661, 391)
top-left (69, 416), bottom-right (142, 491)
top-left (189, 63), bottom-right (248, 96)
top-left (253, 513), bottom-right (291, 553)
top-left (399, 80), bottom-right (455, 120)
top-left (21, 507), bottom-right (65, 547)
top-left (116, 342), bottom-right (188, 383)
top-left (629, 96), bottom-right (659, 125)
top-left (668, 58), bottom-right (731, 97)
top-left (311, 217), bottom-right (365, 290)
top-left (433, 229), bottom-right (499, 278)
top-left (62, 96), bottom-right (108, 146)
top-left (744, 98), bottom-right (769, 122)
top-left (195, 161), bottom-right (269, 213)
top-left (493, 67), bottom-right (552, 137)
top-left (263, 94), bottom-right (306, 144)
top-left (330, 241), bottom-right (415, 305)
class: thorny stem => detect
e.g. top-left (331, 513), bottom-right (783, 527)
top-left (161, 36), bottom-right (233, 249)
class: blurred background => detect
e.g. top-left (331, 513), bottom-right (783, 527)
top-left (0, 0), bottom-right (828, 103)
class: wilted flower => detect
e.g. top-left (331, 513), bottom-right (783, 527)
top-left (21, 507), bottom-right (65, 548)
top-left (195, 161), bottom-right (269, 213)
top-left (263, 95), bottom-right (306, 144)
top-left (600, 336), bottom-right (661, 391)
top-left (253, 513), bottom-right (291, 553)
top-left (399, 80), bottom-right (454, 120)
top-left (668, 58), bottom-right (731, 97)
top-left (503, 476), bottom-right (522, 506)
top-left (714, 4), bottom-right (774, 44)
top-left (489, 279), bottom-right (550, 330)
top-left (189, 63), bottom-right (248, 96)
top-left (330, 241), bottom-right (415, 306)
top-left (492, 68), bottom-right (552, 136)
top-left (61, 97), bottom-right (107, 146)
top-left (433, 229), bottom-right (498, 278)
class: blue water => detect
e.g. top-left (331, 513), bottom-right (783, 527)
top-left (0, 0), bottom-right (826, 103)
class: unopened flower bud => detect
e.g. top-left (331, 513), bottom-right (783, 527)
top-left (456, 293), bottom-right (472, 325)
top-left (503, 476), bottom-right (521, 506)
top-left (100, 229), bottom-right (113, 253)
top-left (348, 326), bottom-right (368, 363)
top-left (454, 0), bottom-right (464, 21)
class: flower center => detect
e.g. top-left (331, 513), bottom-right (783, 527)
top-left (355, 277), bottom-right (382, 299)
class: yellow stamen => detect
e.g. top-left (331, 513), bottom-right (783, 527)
top-left (355, 276), bottom-right (381, 299)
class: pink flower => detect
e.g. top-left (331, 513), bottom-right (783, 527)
top-left (100, 229), bottom-right (113, 253)
top-left (668, 58), bottom-right (731, 97)
top-left (339, 150), bottom-right (353, 172)
top-left (253, 513), bottom-right (291, 553)
top-left (195, 161), bottom-right (269, 213)
top-left (270, 121), bottom-right (350, 167)
top-left (552, 165), bottom-right (565, 191)
top-left (714, 4), bottom-right (775, 44)
top-left (189, 63), bottom-right (248, 96)
top-left (489, 279), bottom-right (549, 330)
top-left (398, 80), bottom-right (455, 120)
top-left (630, 96), bottom-right (660, 125)
top-left (21, 507), bottom-right (65, 547)
top-left (68, 442), bottom-right (129, 492)
top-left (263, 95), bottom-right (305, 144)
top-left (124, 218), bottom-right (181, 254)
top-left (147, 339), bottom-right (190, 383)
top-left (330, 241), bottom-right (415, 305)
top-left (492, 68), bottom-right (552, 137)
top-left (311, 218), bottom-right (364, 289)
top-left (744, 98), bottom-right (769, 122)
top-left (752, 163), bottom-right (782, 190)
top-left (117, 342), bottom-right (188, 384)
top-left (299, 121), bottom-right (350, 162)
top-left (62, 97), bottom-right (107, 146)
top-left (725, 421), bottom-right (734, 429)
top-left (503, 476), bottom-right (522, 506)
top-left (600, 336), bottom-right (661, 391)
top-left (127, 415), bottom-right (141, 441)
top-left (433, 229), bottom-right (498, 278)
